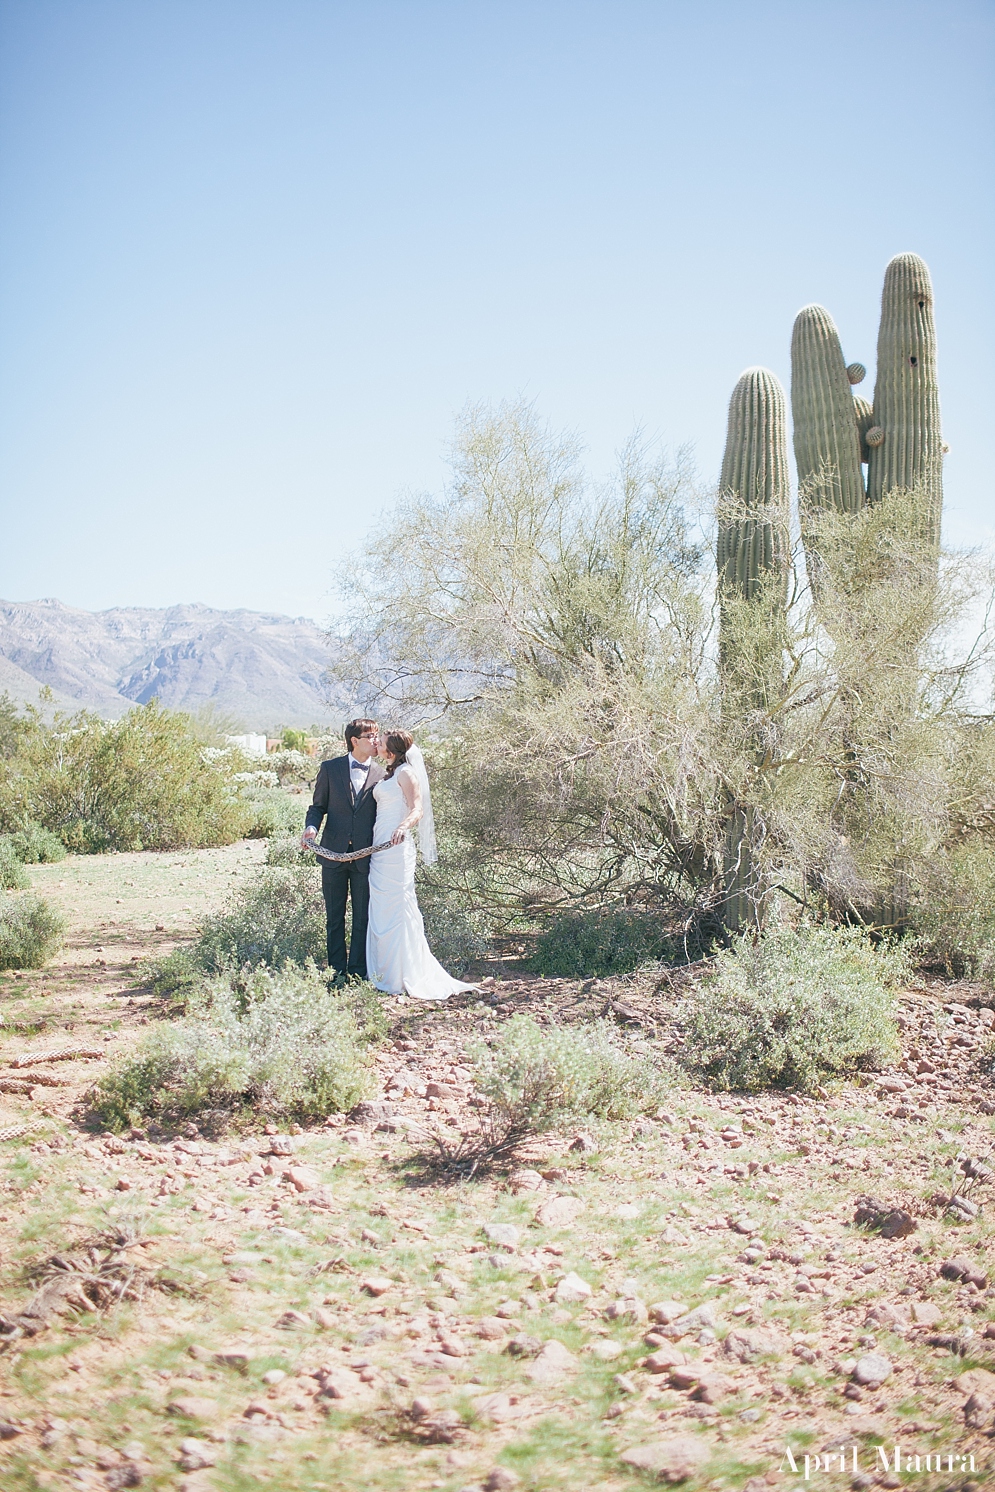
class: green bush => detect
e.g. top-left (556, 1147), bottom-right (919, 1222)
top-left (5, 821), bottom-right (66, 864)
top-left (0, 894), bottom-right (66, 969)
top-left (266, 749), bottom-right (317, 786)
top-left (265, 834), bottom-right (313, 867)
top-left (0, 700), bottom-right (253, 852)
top-left (0, 840), bottom-right (30, 891)
top-left (241, 786), bottom-right (304, 840)
top-left (911, 843), bottom-right (995, 983)
top-left (469, 1015), bottom-right (668, 1154)
top-left (417, 876), bottom-right (490, 976)
top-left (150, 866), bottom-right (325, 993)
top-left (91, 963), bottom-right (373, 1129)
top-left (532, 908), bottom-right (675, 978)
top-left (676, 924), bottom-right (902, 1093)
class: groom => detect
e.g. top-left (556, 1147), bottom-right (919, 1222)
top-left (302, 719), bottom-right (385, 982)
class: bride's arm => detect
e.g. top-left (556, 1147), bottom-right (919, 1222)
top-left (390, 765), bottom-right (423, 845)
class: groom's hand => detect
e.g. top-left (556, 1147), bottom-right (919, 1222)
top-left (302, 828), bottom-right (318, 851)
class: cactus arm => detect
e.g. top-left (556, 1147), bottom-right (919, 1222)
top-left (790, 304), bottom-right (866, 518)
top-left (866, 252), bottom-right (943, 544)
top-left (718, 366), bottom-right (790, 599)
top-left (853, 394), bottom-right (874, 464)
top-left (716, 367), bottom-right (790, 933)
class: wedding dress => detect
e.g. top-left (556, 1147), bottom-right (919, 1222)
top-left (366, 760), bottom-right (476, 1001)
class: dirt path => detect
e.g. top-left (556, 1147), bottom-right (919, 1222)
top-left (0, 846), bottom-right (993, 1491)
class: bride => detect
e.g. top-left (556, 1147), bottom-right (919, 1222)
top-left (366, 729), bottom-right (477, 1002)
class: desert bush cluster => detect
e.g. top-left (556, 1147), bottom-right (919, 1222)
top-left (150, 865), bottom-right (326, 996)
top-left (673, 924), bottom-right (903, 1093)
top-left (93, 963), bottom-right (374, 1130)
top-left (0, 894), bottom-right (66, 971)
top-left (333, 403), bottom-right (995, 987)
top-left (0, 696), bottom-right (302, 855)
top-left (472, 1015), bottom-right (668, 1134)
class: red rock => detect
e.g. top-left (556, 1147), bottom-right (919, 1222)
top-left (645, 1343), bottom-right (687, 1373)
top-left (668, 1365), bottom-right (702, 1391)
top-left (620, 1435), bottom-right (711, 1482)
top-left (691, 1373), bottom-right (730, 1404)
top-left (284, 1165), bottom-right (321, 1193)
top-left (360, 1276), bottom-right (394, 1296)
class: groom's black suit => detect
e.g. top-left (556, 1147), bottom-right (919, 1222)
top-left (305, 755), bottom-right (385, 979)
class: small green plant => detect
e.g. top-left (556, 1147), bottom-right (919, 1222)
top-left (451, 1016), bottom-right (668, 1167)
top-left (149, 866), bottom-right (325, 993)
top-left (265, 834), bottom-right (312, 867)
top-left (0, 839), bottom-right (30, 891)
top-left (91, 963), bottom-right (374, 1129)
top-left (676, 923), bottom-right (902, 1092)
top-left (0, 894), bottom-right (66, 969)
top-left (0, 700), bottom-right (253, 852)
top-left (911, 842), bottom-right (995, 984)
top-left (280, 727), bottom-right (309, 752)
top-left (418, 879), bottom-right (490, 976)
top-left (266, 750), bottom-right (317, 786)
top-left (5, 821), bottom-right (66, 863)
top-left (531, 908), bottom-right (674, 977)
top-left (241, 786), bottom-right (305, 839)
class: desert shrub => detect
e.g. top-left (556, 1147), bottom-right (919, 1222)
top-left (0, 700), bottom-right (253, 852)
top-left (150, 867), bottom-right (325, 994)
top-left (0, 894), bottom-right (66, 969)
top-left (676, 924), bottom-right (902, 1093)
top-left (911, 842), bottom-right (995, 983)
top-left (267, 750), bottom-right (317, 786)
top-left (0, 841), bottom-right (30, 891)
top-left (339, 978), bottom-right (390, 1044)
top-left (416, 875), bottom-right (490, 976)
top-left (91, 963), bottom-right (373, 1129)
top-left (241, 786), bottom-right (304, 840)
top-left (532, 908), bottom-right (676, 977)
top-left (334, 404), bottom-right (995, 949)
top-left (468, 1015), bottom-right (668, 1158)
top-left (265, 834), bottom-right (313, 867)
top-left (5, 821), bottom-right (67, 864)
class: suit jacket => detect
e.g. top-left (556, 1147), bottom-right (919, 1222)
top-left (305, 755), bottom-right (385, 859)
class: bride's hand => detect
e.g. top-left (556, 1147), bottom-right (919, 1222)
top-left (390, 828), bottom-right (407, 846)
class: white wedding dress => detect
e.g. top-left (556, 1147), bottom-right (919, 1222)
top-left (366, 769), bottom-right (476, 1001)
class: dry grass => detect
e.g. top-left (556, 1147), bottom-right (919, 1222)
top-left (0, 845), bottom-right (991, 1490)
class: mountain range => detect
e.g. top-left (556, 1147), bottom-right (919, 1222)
top-left (0, 598), bottom-right (341, 730)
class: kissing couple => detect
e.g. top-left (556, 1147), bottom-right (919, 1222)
top-left (301, 720), bottom-right (476, 1002)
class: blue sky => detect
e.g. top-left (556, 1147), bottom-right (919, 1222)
top-left (1, 0), bottom-right (991, 623)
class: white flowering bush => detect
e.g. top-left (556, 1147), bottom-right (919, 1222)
top-left (92, 963), bottom-right (373, 1129)
top-left (676, 924), bottom-right (903, 1092)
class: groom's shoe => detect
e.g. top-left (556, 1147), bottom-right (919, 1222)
top-left (328, 970), bottom-right (347, 989)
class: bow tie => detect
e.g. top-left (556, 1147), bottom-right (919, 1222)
top-left (350, 760), bottom-right (368, 772)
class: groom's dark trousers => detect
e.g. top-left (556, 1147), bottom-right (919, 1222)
top-left (306, 754), bottom-right (385, 979)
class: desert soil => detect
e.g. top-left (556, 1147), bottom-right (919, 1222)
top-left (0, 843), bottom-right (993, 1492)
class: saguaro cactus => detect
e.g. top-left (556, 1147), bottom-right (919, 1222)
top-left (791, 252), bottom-right (943, 597)
top-left (717, 367), bottom-right (790, 933)
top-left (866, 252), bottom-right (943, 545)
top-left (717, 367), bottom-right (790, 601)
top-left (790, 304), bottom-right (867, 520)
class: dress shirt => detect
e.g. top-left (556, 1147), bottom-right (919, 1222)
top-left (349, 754), bottom-right (370, 797)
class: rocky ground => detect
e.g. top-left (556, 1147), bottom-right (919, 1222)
top-left (0, 844), bottom-right (993, 1491)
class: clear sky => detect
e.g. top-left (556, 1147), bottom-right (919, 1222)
top-left (1, 0), bottom-right (992, 624)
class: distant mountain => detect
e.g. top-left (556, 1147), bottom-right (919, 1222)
top-left (0, 599), bottom-right (341, 730)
